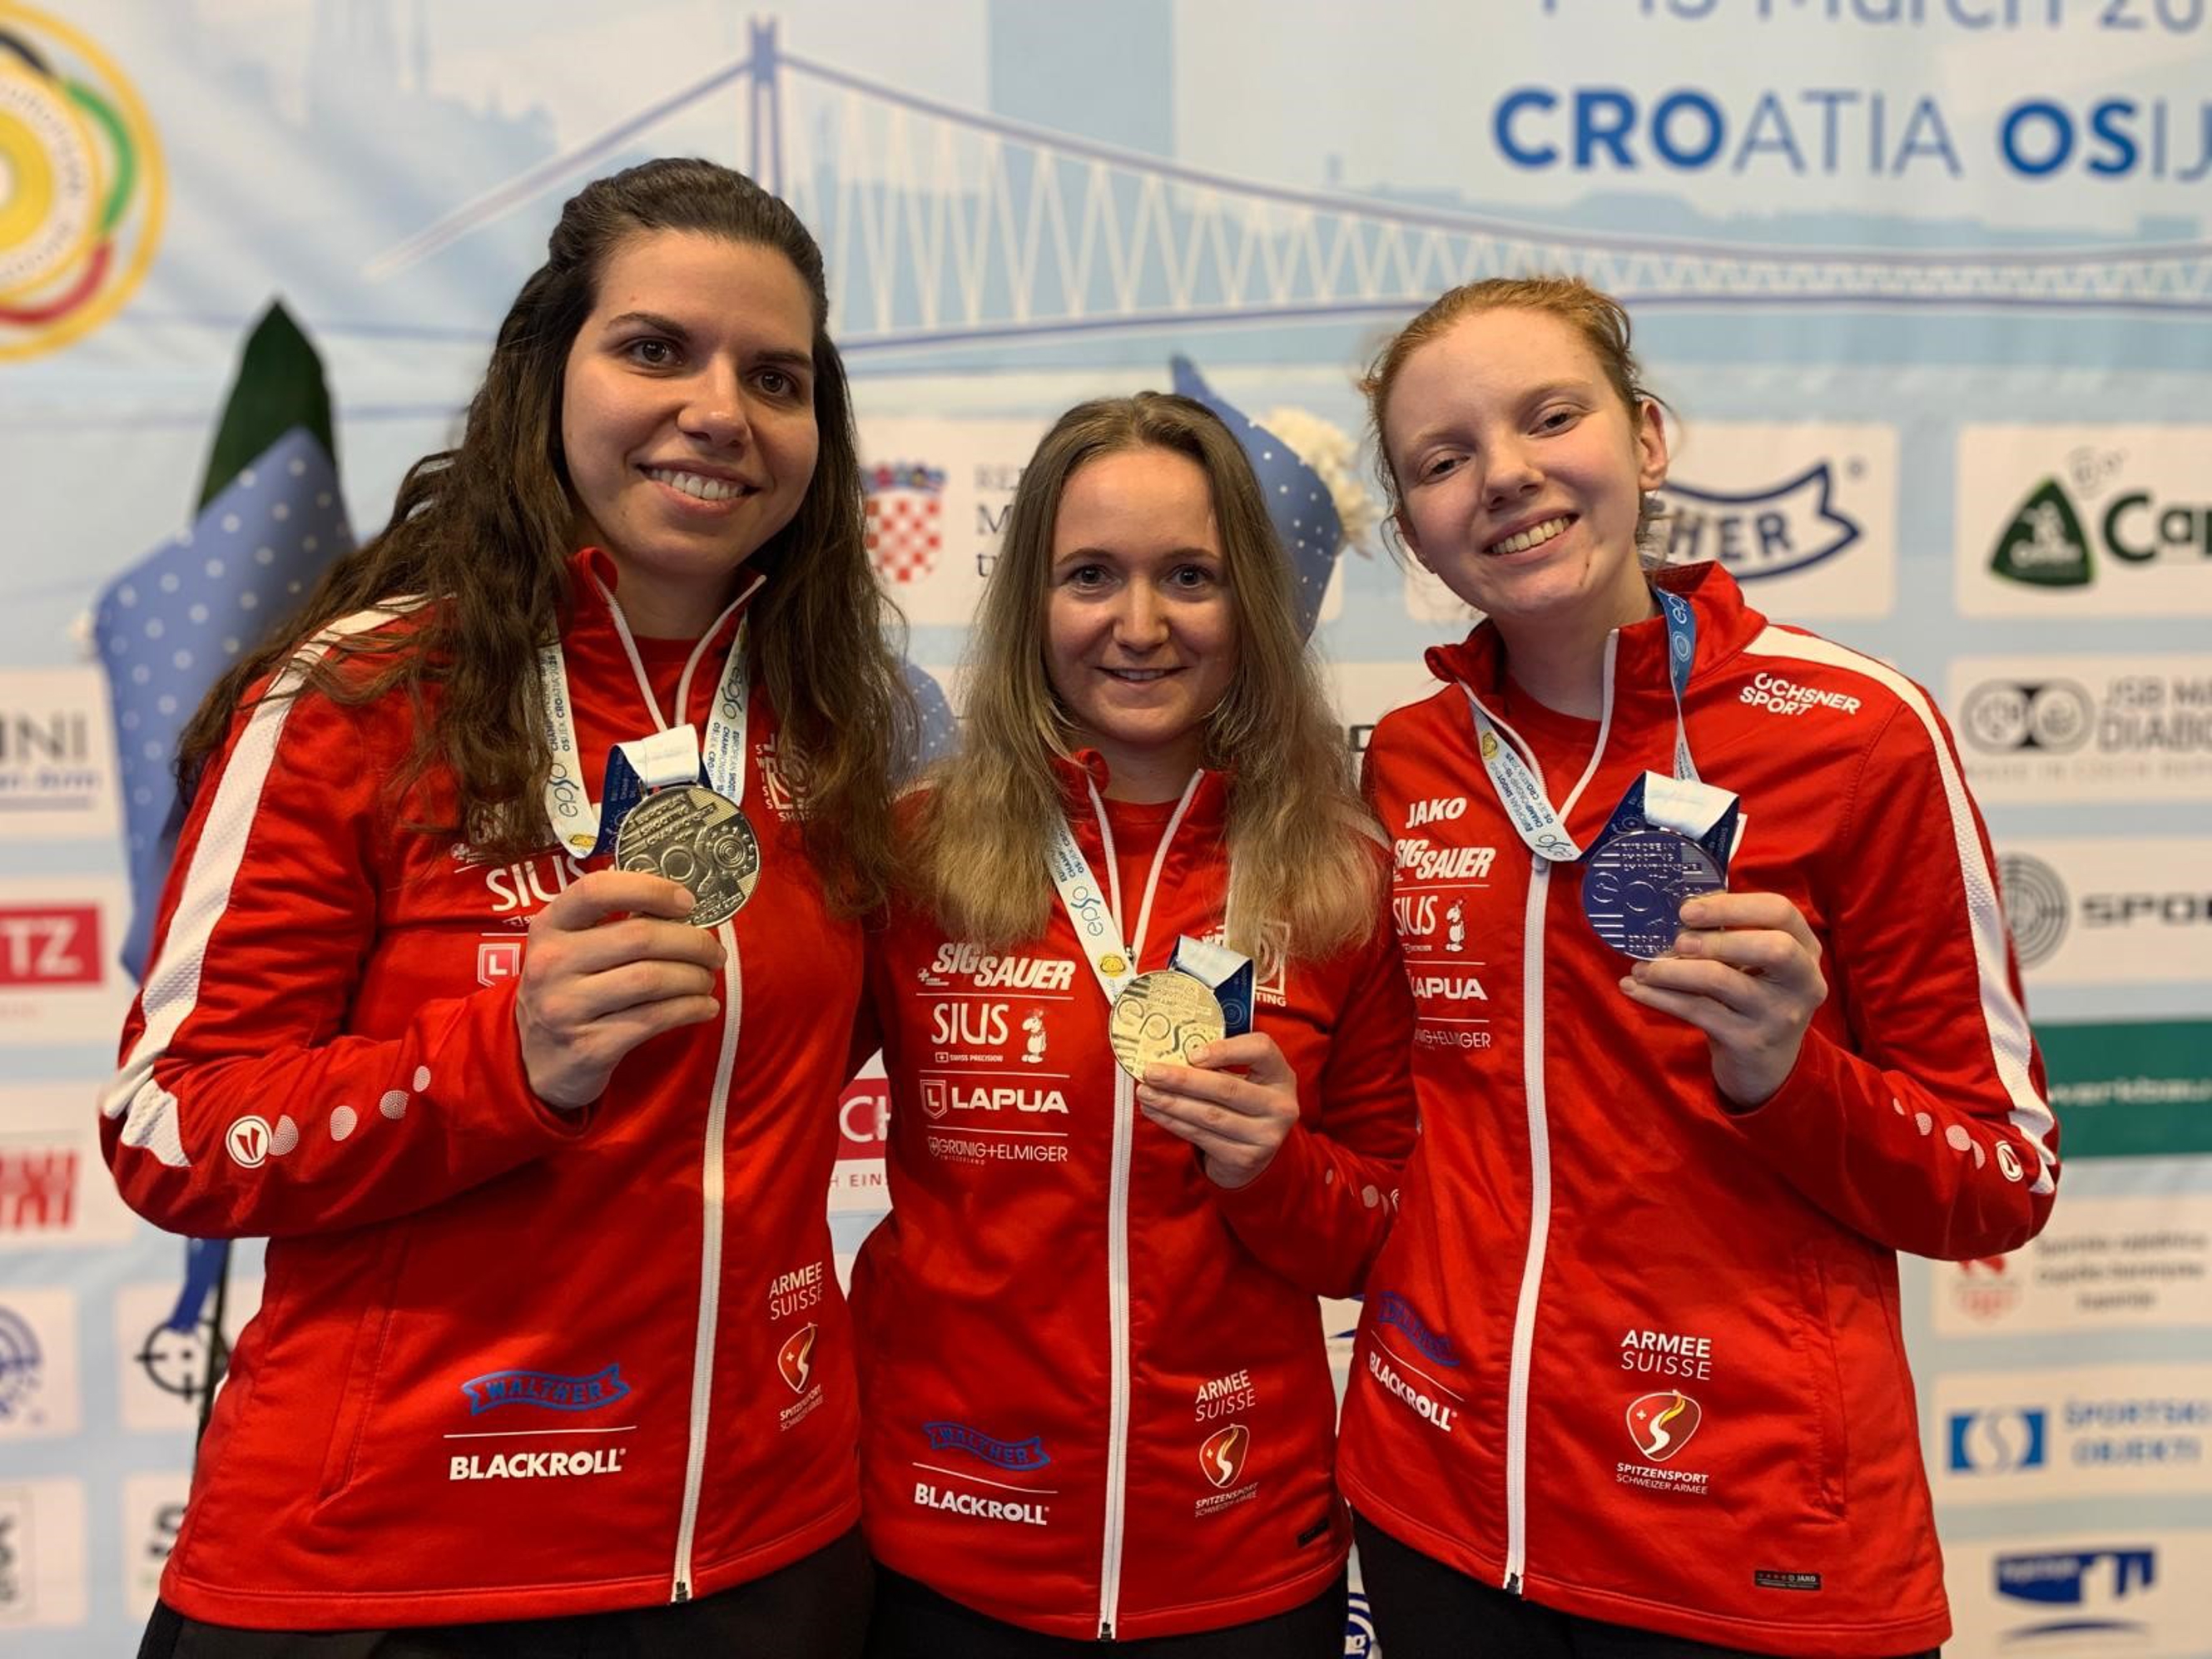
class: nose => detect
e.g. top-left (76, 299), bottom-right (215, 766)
top-left (678, 359), bottom-right (752, 448)
top-left (1111, 582), bottom-right (1171, 652)
top-left (1485, 435), bottom-right (1541, 508)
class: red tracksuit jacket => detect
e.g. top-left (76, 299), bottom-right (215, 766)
top-left (1337, 562), bottom-right (2059, 1658)
top-left (851, 756), bottom-right (1417, 1639)
top-left (102, 552), bottom-right (864, 1628)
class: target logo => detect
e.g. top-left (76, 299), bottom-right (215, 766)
top-left (1998, 853), bottom-right (2070, 968)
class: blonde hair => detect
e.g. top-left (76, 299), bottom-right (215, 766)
top-left (910, 394), bottom-right (1380, 967)
top-left (1361, 275), bottom-right (1665, 557)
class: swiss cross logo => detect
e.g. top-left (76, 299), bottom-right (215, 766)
top-left (861, 462), bottom-right (947, 584)
top-left (0, 1149), bottom-right (75, 1232)
top-left (777, 1322), bottom-right (817, 1394)
top-left (0, 905), bottom-right (99, 986)
top-left (1200, 1422), bottom-right (1249, 1488)
top-left (838, 1082), bottom-right (890, 1159)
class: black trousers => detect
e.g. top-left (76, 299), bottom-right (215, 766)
top-left (138, 1524), bottom-right (872, 1659)
top-left (865, 1562), bottom-right (1348, 1657)
top-left (1353, 1516), bottom-right (1940, 1659)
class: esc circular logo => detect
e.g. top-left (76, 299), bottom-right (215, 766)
top-left (225, 1114), bottom-right (272, 1169)
top-left (0, 2), bottom-right (164, 361)
top-left (1961, 680), bottom-right (2094, 755)
top-left (0, 1304), bottom-right (43, 1422)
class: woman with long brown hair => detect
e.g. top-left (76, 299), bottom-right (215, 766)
top-left (104, 157), bottom-right (907, 1656)
top-left (852, 392), bottom-right (1416, 1655)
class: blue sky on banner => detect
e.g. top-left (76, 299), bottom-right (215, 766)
top-left (93, 428), bottom-right (352, 975)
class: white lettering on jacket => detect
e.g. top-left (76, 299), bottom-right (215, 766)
top-left (1367, 1350), bottom-right (1456, 1434)
top-left (449, 1449), bottom-right (627, 1480)
top-left (913, 1481), bottom-right (1049, 1526)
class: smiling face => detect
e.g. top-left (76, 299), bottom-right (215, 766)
top-left (1044, 445), bottom-right (1237, 800)
top-left (1383, 305), bottom-right (1668, 641)
top-left (560, 229), bottom-right (820, 636)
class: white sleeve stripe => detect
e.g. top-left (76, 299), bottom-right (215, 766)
top-left (1739, 628), bottom-right (2057, 1196)
top-left (100, 607), bottom-right (421, 1168)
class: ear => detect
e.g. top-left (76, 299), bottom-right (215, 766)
top-left (1395, 507), bottom-right (1431, 570)
top-left (1634, 399), bottom-right (1669, 493)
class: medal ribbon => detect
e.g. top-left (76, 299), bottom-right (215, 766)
top-left (1044, 770), bottom-right (1206, 1008)
top-left (536, 573), bottom-right (761, 856)
top-left (1460, 586), bottom-right (1701, 867)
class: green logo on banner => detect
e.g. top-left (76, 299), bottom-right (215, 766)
top-left (1991, 479), bottom-right (2094, 587)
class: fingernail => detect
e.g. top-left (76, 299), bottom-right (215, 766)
top-left (1673, 933), bottom-right (1699, 956)
top-left (1629, 960), bottom-right (1650, 981)
top-left (1143, 1066), bottom-right (1168, 1087)
top-left (1188, 1043), bottom-right (1212, 1066)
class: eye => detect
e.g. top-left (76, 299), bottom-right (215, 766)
top-left (1060, 562), bottom-right (1112, 591)
top-left (1168, 562), bottom-right (1220, 592)
top-left (755, 366), bottom-right (806, 400)
top-left (623, 337), bottom-right (678, 369)
top-left (1419, 453), bottom-right (1462, 483)
top-left (1536, 407), bottom-right (1580, 433)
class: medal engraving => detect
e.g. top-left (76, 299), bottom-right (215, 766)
top-left (613, 785), bottom-right (760, 927)
top-left (1581, 827), bottom-right (1723, 960)
top-left (1108, 969), bottom-right (1227, 1080)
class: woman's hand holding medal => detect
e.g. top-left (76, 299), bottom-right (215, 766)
top-left (1136, 1032), bottom-right (1302, 1191)
top-left (1617, 890), bottom-right (1829, 1111)
top-left (516, 869), bottom-right (728, 1109)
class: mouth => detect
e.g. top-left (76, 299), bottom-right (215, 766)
top-left (1486, 515), bottom-right (1571, 557)
top-left (1101, 666), bottom-right (1178, 684)
top-left (642, 466), bottom-right (759, 504)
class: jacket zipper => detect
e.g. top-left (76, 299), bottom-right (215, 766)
top-left (1092, 775), bottom-right (1204, 1642)
top-left (1493, 638), bottom-right (1618, 1598)
top-left (671, 922), bottom-right (741, 1602)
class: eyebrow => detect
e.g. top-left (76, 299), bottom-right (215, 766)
top-left (599, 310), bottom-right (814, 368)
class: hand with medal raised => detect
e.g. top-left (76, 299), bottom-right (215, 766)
top-left (1619, 890), bottom-right (1831, 1110)
top-left (1135, 1032), bottom-right (1302, 1191)
top-left (514, 869), bottom-right (729, 1109)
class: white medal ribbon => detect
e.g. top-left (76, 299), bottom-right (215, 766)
top-left (1460, 585), bottom-right (1709, 867)
top-left (536, 572), bottom-right (761, 856)
top-left (1044, 770), bottom-right (1207, 1008)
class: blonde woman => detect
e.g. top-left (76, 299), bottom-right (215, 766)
top-left (852, 393), bottom-right (1416, 1655)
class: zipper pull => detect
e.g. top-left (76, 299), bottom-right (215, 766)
top-left (673, 1579), bottom-right (692, 1604)
top-left (1504, 1571), bottom-right (1523, 1596)
top-left (1098, 1620), bottom-right (1113, 1640)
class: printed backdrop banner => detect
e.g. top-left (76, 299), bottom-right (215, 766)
top-left (1, 2), bottom-right (2206, 1652)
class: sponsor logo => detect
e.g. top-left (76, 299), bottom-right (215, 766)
top-left (1199, 1422), bottom-right (1249, 1488)
top-left (919, 943), bottom-right (1077, 993)
top-left (1345, 1592), bottom-right (1378, 1656)
top-left (1392, 840), bottom-right (1498, 884)
top-left (0, 1487), bottom-right (24, 1617)
top-left (1962, 679), bottom-right (2095, 755)
top-left (1405, 795), bottom-right (1468, 828)
top-left (930, 1000), bottom-right (1009, 1050)
top-left (925, 1132), bottom-right (1072, 1166)
top-left (133, 1315), bottom-right (226, 1410)
top-left (1620, 1327), bottom-right (1714, 1381)
top-left (1951, 1257), bottom-right (2025, 1324)
top-left (862, 462), bottom-right (948, 584)
top-left (1738, 671), bottom-right (1862, 717)
top-left (840, 1083), bottom-right (890, 1155)
top-left (1948, 1407), bottom-right (2049, 1473)
top-left (1999, 853), bottom-right (2070, 968)
top-left (912, 1479), bottom-right (1048, 1527)
top-left (1658, 462), bottom-right (1862, 581)
top-left (1992, 471), bottom-right (2211, 589)
top-left (0, 7), bottom-right (165, 363)
top-left (0, 683), bottom-right (103, 820)
top-left (482, 851), bottom-right (586, 916)
top-left (223, 1116), bottom-right (271, 1169)
top-left (769, 1260), bottom-right (826, 1320)
top-left (1994, 1546), bottom-right (2155, 1642)
top-left (1627, 1391), bottom-right (1703, 1463)
top-left (0, 1310), bottom-right (42, 1424)
top-left (0, 1147), bottom-right (74, 1234)
top-left (1366, 1349), bottom-right (1456, 1434)
top-left (0, 905), bottom-right (97, 986)
top-left (1018, 1008), bottom-right (1048, 1064)
top-left (754, 733), bottom-right (799, 816)
top-left (458, 1364), bottom-right (628, 1416)
top-left (476, 938), bottom-right (523, 987)
top-left (1375, 1293), bottom-right (1461, 1369)
top-left (1753, 1569), bottom-right (1823, 1592)
top-left (1407, 972), bottom-right (1487, 1002)
top-left (449, 1449), bottom-right (628, 1481)
top-left (920, 1079), bottom-right (1069, 1117)
top-left (777, 1324), bottom-right (817, 1394)
top-left (1194, 1367), bottom-right (1257, 1423)
top-left (922, 1420), bottom-right (1050, 1471)
top-left (1996, 1141), bottom-right (2026, 1182)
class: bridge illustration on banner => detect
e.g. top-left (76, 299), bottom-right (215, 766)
top-left (365, 19), bottom-right (2212, 345)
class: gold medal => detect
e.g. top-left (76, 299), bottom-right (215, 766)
top-left (613, 785), bottom-right (761, 928)
top-left (1108, 969), bottom-right (1226, 1081)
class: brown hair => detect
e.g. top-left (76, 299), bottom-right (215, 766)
top-left (1361, 275), bottom-right (1663, 550)
top-left (176, 157), bottom-right (910, 913)
top-left (911, 393), bottom-right (1381, 966)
